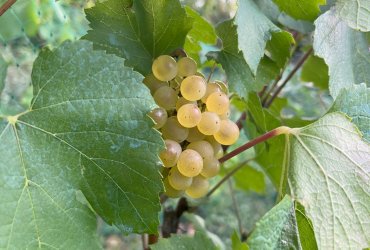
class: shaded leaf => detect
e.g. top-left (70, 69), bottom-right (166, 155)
top-left (84, 0), bottom-right (193, 74)
top-left (272, 0), bottom-right (326, 21)
top-left (233, 165), bottom-right (266, 194)
top-left (0, 55), bottom-right (6, 94)
top-left (329, 83), bottom-right (370, 142)
top-left (335, 0), bottom-right (370, 31)
top-left (301, 55), bottom-right (329, 89)
top-left (231, 231), bottom-right (249, 250)
top-left (0, 41), bottom-right (164, 250)
top-left (152, 231), bottom-right (218, 250)
top-left (313, 10), bottom-right (370, 98)
top-left (295, 202), bottom-right (318, 250)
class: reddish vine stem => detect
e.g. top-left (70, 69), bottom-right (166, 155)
top-left (264, 48), bottom-right (313, 108)
top-left (0, 0), bottom-right (16, 16)
top-left (148, 234), bottom-right (158, 246)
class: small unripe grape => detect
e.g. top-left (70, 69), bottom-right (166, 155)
top-left (180, 75), bottom-right (207, 101)
top-left (143, 74), bottom-right (166, 94)
top-left (185, 176), bottom-right (209, 199)
top-left (168, 167), bottom-right (193, 190)
top-left (177, 57), bottom-right (197, 77)
top-left (149, 107), bottom-right (168, 129)
top-left (201, 82), bottom-right (221, 102)
top-left (177, 149), bottom-right (203, 177)
top-left (177, 104), bottom-right (202, 128)
top-left (163, 178), bottom-right (184, 198)
top-left (206, 92), bottom-right (230, 115)
top-left (187, 127), bottom-right (205, 142)
top-left (152, 55), bottom-right (177, 81)
top-left (186, 140), bottom-right (214, 160)
top-left (201, 157), bottom-right (220, 178)
top-left (159, 140), bottom-right (182, 167)
top-left (153, 86), bottom-right (178, 110)
top-left (197, 112), bottom-right (221, 135)
top-left (162, 117), bottom-right (189, 143)
top-left (214, 119), bottom-right (239, 145)
top-left (176, 97), bottom-right (196, 111)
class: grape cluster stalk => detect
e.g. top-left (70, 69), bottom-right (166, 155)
top-left (146, 55), bottom-right (240, 199)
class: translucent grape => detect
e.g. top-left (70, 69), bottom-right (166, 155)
top-left (214, 119), bottom-right (240, 145)
top-left (201, 82), bottom-right (221, 102)
top-left (185, 176), bottom-right (209, 199)
top-left (177, 57), bottom-right (197, 77)
top-left (180, 75), bottom-right (206, 101)
top-left (143, 74), bottom-right (166, 95)
top-left (219, 109), bottom-right (230, 120)
top-left (187, 127), bottom-right (205, 142)
top-left (163, 178), bottom-right (184, 198)
top-left (177, 149), bottom-right (203, 177)
top-left (201, 157), bottom-right (220, 178)
top-left (168, 167), bottom-right (193, 190)
top-left (149, 107), bottom-right (168, 129)
top-left (153, 86), bottom-right (178, 110)
top-left (159, 140), bottom-right (182, 167)
top-left (162, 117), bottom-right (189, 143)
top-left (176, 97), bottom-right (196, 111)
top-left (206, 92), bottom-right (230, 115)
top-left (177, 104), bottom-right (201, 128)
top-left (205, 136), bottom-right (223, 156)
top-left (186, 140), bottom-right (214, 159)
top-left (152, 55), bottom-right (177, 81)
top-left (197, 112), bottom-right (221, 135)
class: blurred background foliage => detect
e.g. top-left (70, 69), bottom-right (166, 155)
top-left (0, 0), bottom-right (331, 249)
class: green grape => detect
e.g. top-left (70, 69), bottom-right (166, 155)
top-left (185, 176), bottom-right (209, 199)
top-left (152, 55), bottom-right (178, 81)
top-left (205, 136), bottom-right (223, 156)
top-left (187, 127), bottom-right (205, 142)
top-left (214, 119), bottom-right (240, 145)
top-left (219, 109), bottom-right (231, 120)
top-left (186, 140), bottom-right (214, 160)
top-left (163, 178), bottom-right (184, 198)
top-left (201, 82), bottom-right (221, 102)
top-left (177, 57), bottom-right (197, 77)
top-left (153, 86), bottom-right (178, 110)
top-left (197, 112), bottom-right (221, 135)
top-left (177, 149), bottom-right (203, 177)
top-left (201, 157), bottom-right (220, 178)
top-left (143, 74), bottom-right (166, 95)
top-left (177, 104), bottom-right (202, 128)
top-left (159, 140), bottom-right (182, 167)
top-left (168, 167), bottom-right (193, 190)
top-left (206, 92), bottom-right (230, 115)
top-left (162, 117), bottom-right (189, 143)
top-left (176, 97), bottom-right (196, 111)
top-left (180, 75), bottom-right (207, 101)
top-left (149, 107), bottom-right (168, 129)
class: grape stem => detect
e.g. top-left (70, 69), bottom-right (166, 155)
top-left (0, 0), bottom-right (16, 16)
top-left (219, 126), bottom-right (292, 164)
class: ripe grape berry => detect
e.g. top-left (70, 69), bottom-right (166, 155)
top-left (147, 54), bottom-right (240, 199)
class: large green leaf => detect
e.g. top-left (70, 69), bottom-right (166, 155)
top-left (295, 202), bottom-right (317, 250)
top-left (313, 10), bottom-right (370, 98)
top-left (207, 20), bottom-right (279, 99)
top-left (330, 83), bottom-right (370, 142)
top-left (184, 7), bottom-right (217, 64)
top-left (233, 164), bottom-right (266, 194)
top-left (300, 55), bottom-right (329, 89)
top-left (235, 0), bottom-right (293, 75)
top-left (272, 0), bottom-right (326, 21)
top-left (84, 0), bottom-right (193, 75)
top-left (0, 41), bottom-right (164, 249)
top-left (335, 0), bottom-right (370, 32)
top-left (287, 113), bottom-right (370, 249)
top-left (0, 55), bottom-right (6, 94)
top-left (247, 196), bottom-right (301, 249)
top-left (152, 231), bottom-right (217, 250)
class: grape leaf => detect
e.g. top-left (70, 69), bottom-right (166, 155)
top-left (0, 55), bottom-right (6, 94)
top-left (0, 41), bottom-right (164, 249)
top-left (272, 0), bottom-right (326, 21)
top-left (233, 165), bottom-right (266, 194)
top-left (329, 83), bottom-right (370, 142)
top-left (313, 10), bottom-right (370, 98)
top-left (235, 0), bottom-right (293, 75)
top-left (295, 202), bottom-right (318, 250)
top-left (301, 55), bottom-right (329, 89)
top-left (247, 196), bottom-right (301, 249)
top-left (287, 112), bottom-right (370, 249)
top-left (184, 7), bottom-right (217, 64)
top-left (231, 231), bottom-right (249, 250)
top-left (84, 0), bottom-right (193, 75)
top-left (335, 0), bottom-right (370, 32)
top-left (207, 20), bottom-right (279, 99)
top-left (152, 231), bottom-right (217, 250)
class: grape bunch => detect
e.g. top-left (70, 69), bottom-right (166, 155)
top-left (146, 55), bottom-right (240, 199)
